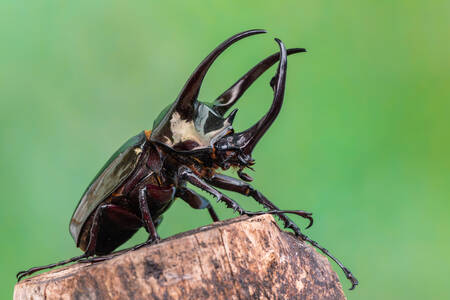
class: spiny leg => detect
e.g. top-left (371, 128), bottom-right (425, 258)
top-left (178, 166), bottom-right (308, 220)
top-left (178, 166), bottom-right (247, 214)
top-left (177, 187), bottom-right (220, 222)
top-left (207, 173), bottom-right (358, 290)
top-left (207, 173), bottom-right (312, 229)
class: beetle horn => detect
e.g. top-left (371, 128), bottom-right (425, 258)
top-left (174, 29), bottom-right (266, 116)
top-left (212, 48), bottom-right (306, 115)
top-left (234, 38), bottom-right (288, 155)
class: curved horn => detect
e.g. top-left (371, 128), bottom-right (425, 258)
top-left (213, 48), bottom-right (305, 115)
top-left (174, 29), bottom-right (266, 116)
top-left (234, 38), bottom-right (288, 155)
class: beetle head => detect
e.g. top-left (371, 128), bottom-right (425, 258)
top-left (151, 30), bottom-right (305, 163)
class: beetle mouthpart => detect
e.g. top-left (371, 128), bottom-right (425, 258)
top-left (213, 48), bottom-right (306, 116)
top-left (174, 29), bottom-right (266, 117)
top-left (234, 38), bottom-right (287, 155)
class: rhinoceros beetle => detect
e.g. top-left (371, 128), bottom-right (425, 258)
top-left (17, 29), bottom-right (358, 289)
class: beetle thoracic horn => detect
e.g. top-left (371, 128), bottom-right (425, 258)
top-left (234, 38), bottom-right (287, 155)
top-left (212, 48), bottom-right (306, 116)
top-left (174, 29), bottom-right (266, 116)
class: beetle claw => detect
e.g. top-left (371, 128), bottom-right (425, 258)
top-left (16, 271), bottom-right (26, 281)
top-left (343, 267), bottom-right (359, 290)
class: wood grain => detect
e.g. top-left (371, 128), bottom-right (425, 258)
top-left (14, 215), bottom-right (346, 300)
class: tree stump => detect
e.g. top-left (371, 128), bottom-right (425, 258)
top-left (14, 215), bottom-right (346, 300)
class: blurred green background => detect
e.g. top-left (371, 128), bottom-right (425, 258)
top-left (1, 1), bottom-right (449, 299)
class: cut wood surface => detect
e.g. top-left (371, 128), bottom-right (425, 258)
top-left (14, 215), bottom-right (346, 300)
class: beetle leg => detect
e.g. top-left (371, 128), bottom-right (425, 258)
top-left (207, 173), bottom-right (313, 229)
top-left (81, 215), bottom-right (166, 260)
top-left (207, 173), bottom-right (359, 290)
top-left (16, 253), bottom-right (89, 281)
top-left (138, 187), bottom-right (160, 243)
top-left (17, 204), bottom-right (114, 279)
top-left (178, 166), bottom-right (248, 215)
top-left (177, 187), bottom-right (220, 222)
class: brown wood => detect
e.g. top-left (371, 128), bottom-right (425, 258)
top-left (14, 215), bottom-right (346, 300)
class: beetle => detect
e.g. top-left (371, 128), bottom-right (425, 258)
top-left (17, 29), bottom-right (358, 289)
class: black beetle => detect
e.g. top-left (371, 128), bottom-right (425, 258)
top-left (17, 29), bottom-right (358, 289)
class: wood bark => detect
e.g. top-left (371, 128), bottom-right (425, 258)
top-left (14, 215), bottom-right (346, 300)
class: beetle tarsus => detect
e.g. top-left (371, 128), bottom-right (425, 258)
top-left (205, 172), bottom-right (357, 288)
top-left (16, 253), bottom-right (89, 281)
top-left (298, 233), bottom-right (359, 290)
top-left (132, 236), bottom-right (160, 252)
top-left (78, 255), bottom-right (114, 264)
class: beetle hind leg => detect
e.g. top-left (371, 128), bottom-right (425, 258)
top-left (16, 253), bottom-right (89, 281)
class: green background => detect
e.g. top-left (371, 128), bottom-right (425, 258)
top-left (1, 1), bottom-right (449, 299)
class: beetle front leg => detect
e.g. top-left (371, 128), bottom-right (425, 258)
top-left (207, 173), bottom-right (312, 230)
top-left (177, 187), bottom-right (219, 222)
top-left (207, 173), bottom-right (359, 290)
top-left (178, 166), bottom-right (248, 215)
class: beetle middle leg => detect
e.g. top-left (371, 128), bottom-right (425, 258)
top-left (137, 187), bottom-right (160, 243)
top-left (177, 187), bottom-right (220, 222)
